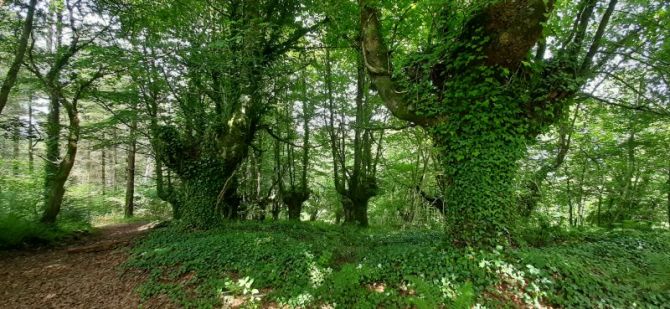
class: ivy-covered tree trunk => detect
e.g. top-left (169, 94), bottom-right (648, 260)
top-left (41, 93), bottom-right (81, 224)
top-left (154, 129), bottom-right (245, 227)
top-left (41, 92), bottom-right (62, 224)
top-left (435, 127), bottom-right (525, 244)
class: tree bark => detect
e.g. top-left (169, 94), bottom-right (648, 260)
top-left (112, 129), bottom-right (118, 193)
top-left (0, 0), bottom-right (39, 115)
top-left (12, 117), bottom-right (20, 176)
top-left (101, 137), bottom-right (106, 195)
top-left (567, 166), bottom-right (574, 227)
top-left (43, 90), bottom-right (62, 221)
top-left (41, 94), bottom-right (80, 224)
top-left (28, 95), bottom-right (34, 173)
top-left (124, 111), bottom-right (137, 218)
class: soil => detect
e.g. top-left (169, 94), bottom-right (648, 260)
top-left (0, 222), bottom-right (174, 309)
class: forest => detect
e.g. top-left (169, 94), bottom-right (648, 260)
top-left (0, 0), bottom-right (669, 307)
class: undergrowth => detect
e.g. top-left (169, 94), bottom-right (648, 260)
top-left (0, 214), bottom-right (92, 249)
top-left (125, 222), bottom-right (670, 308)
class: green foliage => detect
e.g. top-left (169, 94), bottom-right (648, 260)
top-left (125, 222), bottom-right (670, 308)
top-left (0, 214), bottom-right (92, 249)
top-left (515, 230), bottom-right (670, 307)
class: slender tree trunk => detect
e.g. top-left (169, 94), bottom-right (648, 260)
top-left (667, 157), bottom-right (669, 230)
top-left (85, 142), bottom-right (92, 183)
top-left (0, 0), bottom-right (39, 115)
top-left (577, 159), bottom-right (587, 226)
top-left (101, 143), bottom-right (106, 195)
top-left (112, 130), bottom-right (118, 193)
top-left (124, 113), bottom-right (138, 218)
top-left (567, 169), bottom-right (573, 227)
top-left (520, 104), bottom-right (581, 217)
top-left (12, 117), bottom-right (20, 176)
top-left (28, 95), bottom-right (34, 173)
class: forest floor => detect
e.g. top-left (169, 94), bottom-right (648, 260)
top-left (0, 222), bottom-right (171, 309)
top-left (1, 221), bottom-right (668, 308)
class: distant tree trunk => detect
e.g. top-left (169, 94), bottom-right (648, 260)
top-left (12, 117), bottom-right (20, 176)
top-left (342, 51), bottom-right (379, 227)
top-left (577, 159), bottom-right (588, 226)
top-left (101, 142), bottom-right (106, 195)
top-left (28, 95), bottom-right (34, 173)
top-left (566, 166), bottom-right (573, 227)
top-left (667, 157), bottom-right (669, 230)
top-left (124, 112), bottom-right (138, 218)
top-left (271, 198), bottom-right (280, 220)
top-left (520, 104), bottom-right (581, 217)
top-left (84, 142), bottom-right (92, 183)
top-left (0, 0), bottom-right (39, 115)
top-left (281, 63), bottom-right (312, 221)
top-left (112, 130), bottom-right (118, 193)
top-left (324, 47), bottom-right (345, 216)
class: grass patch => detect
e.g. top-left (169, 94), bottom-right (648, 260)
top-left (125, 222), bottom-right (670, 308)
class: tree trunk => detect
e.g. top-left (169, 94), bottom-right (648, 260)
top-left (284, 191), bottom-right (308, 221)
top-left (101, 143), bottom-right (106, 195)
top-left (0, 0), bottom-right (38, 115)
top-left (124, 114), bottom-right (137, 218)
top-left (41, 95), bottom-right (80, 224)
top-left (271, 198), bottom-right (280, 220)
top-left (43, 90), bottom-right (61, 221)
top-left (28, 95), bottom-right (34, 173)
top-left (438, 133), bottom-right (524, 245)
top-left (567, 168), bottom-right (574, 227)
top-left (112, 130), bottom-right (118, 193)
top-left (12, 117), bottom-right (20, 176)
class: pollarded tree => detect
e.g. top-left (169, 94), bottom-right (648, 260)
top-left (324, 47), bottom-right (386, 227)
top-left (110, 0), bottom-right (325, 227)
top-left (275, 61), bottom-right (314, 221)
top-left (359, 0), bottom-right (641, 245)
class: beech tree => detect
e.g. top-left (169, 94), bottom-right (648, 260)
top-left (359, 0), bottom-right (636, 245)
top-left (108, 0), bottom-right (326, 227)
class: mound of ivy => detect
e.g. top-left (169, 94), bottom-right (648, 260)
top-left (125, 222), bottom-right (670, 308)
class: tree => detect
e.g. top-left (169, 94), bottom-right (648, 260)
top-left (25, 1), bottom-right (110, 224)
top-left (0, 0), bottom-right (38, 115)
top-left (109, 0), bottom-right (325, 227)
top-left (324, 47), bottom-right (386, 226)
top-left (359, 0), bottom-right (631, 245)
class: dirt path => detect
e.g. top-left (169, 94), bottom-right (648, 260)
top-left (0, 222), bottom-right (159, 309)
